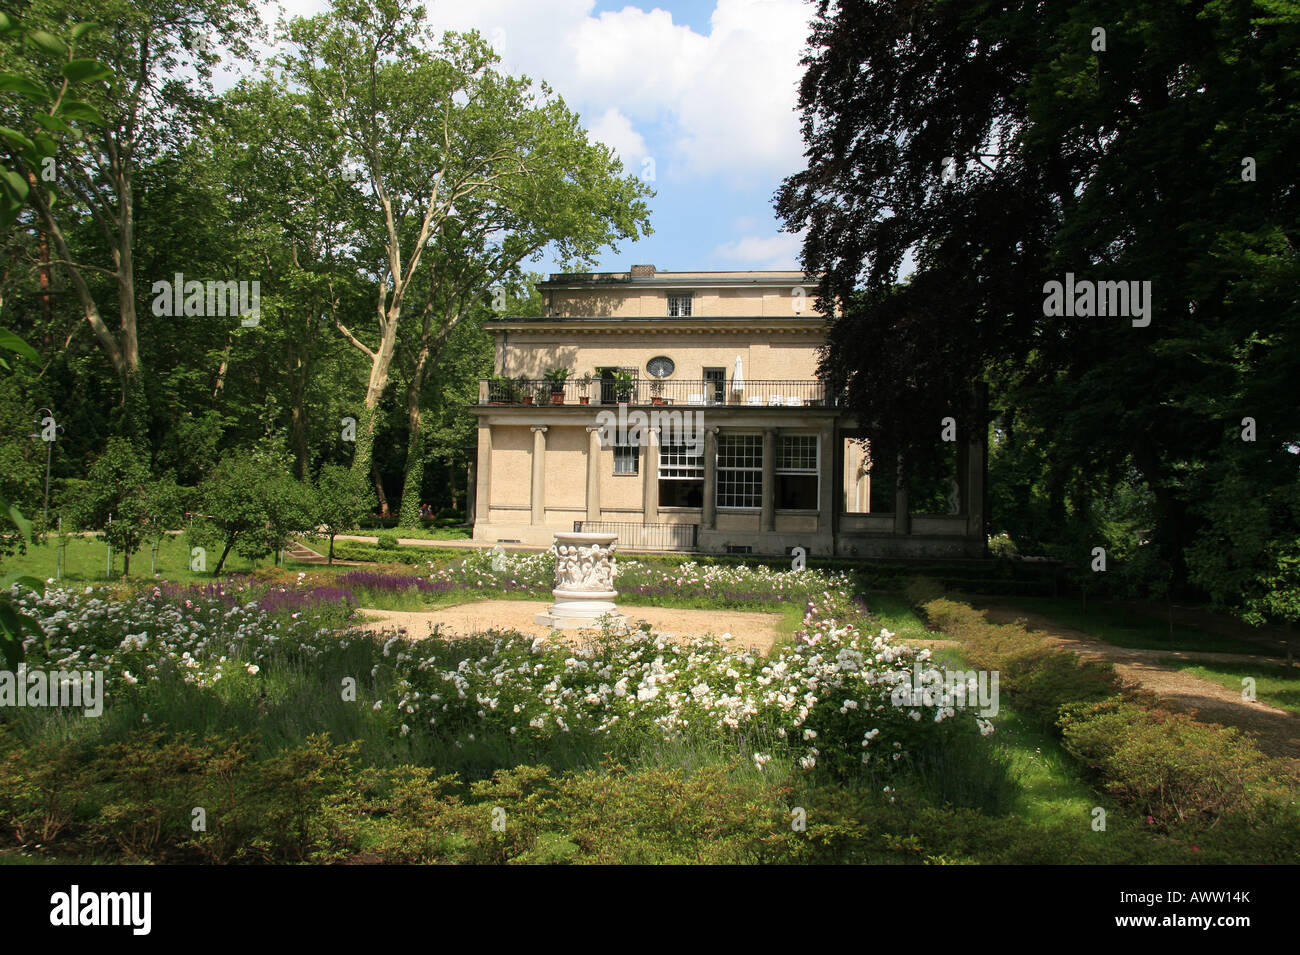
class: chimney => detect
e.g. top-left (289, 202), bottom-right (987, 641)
top-left (629, 264), bottom-right (657, 277)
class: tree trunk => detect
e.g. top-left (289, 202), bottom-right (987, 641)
top-left (371, 460), bottom-right (389, 517)
top-left (348, 310), bottom-right (400, 482)
top-left (215, 537), bottom-right (236, 576)
top-left (288, 336), bottom-right (310, 480)
top-left (398, 350), bottom-right (432, 528)
top-left (27, 171), bottom-right (52, 336)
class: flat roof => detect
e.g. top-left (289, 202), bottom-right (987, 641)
top-left (538, 269), bottom-right (818, 289)
top-left (483, 315), bottom-right (827, 329)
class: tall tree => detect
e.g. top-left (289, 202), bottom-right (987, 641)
top-left (5, 0), bottom-right (258, 437)
top-left (777, 0), bottom-right (1300, 596)
top-left (275, 0), bottom-right (651, 490)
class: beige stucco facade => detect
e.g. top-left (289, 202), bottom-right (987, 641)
top-left (469, 267), bottom-right (986, 558)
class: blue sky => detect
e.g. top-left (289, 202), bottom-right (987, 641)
top-left (269, 0), bottom-right (816, 276)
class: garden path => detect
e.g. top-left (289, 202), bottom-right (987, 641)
top-left (356, 599), bottom-right (784, 652)
top-left (969, 600), bottom-right (1300, 769)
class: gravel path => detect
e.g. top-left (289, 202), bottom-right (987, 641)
top-left (972, 600), bottom-right (1300, 767)
top-left (355, 599), bottom-right (785, 652)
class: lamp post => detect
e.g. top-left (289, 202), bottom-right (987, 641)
top-left (29, 407), bottom-right (61, 524)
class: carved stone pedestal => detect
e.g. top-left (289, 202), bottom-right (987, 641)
top-left (534, 532), bottom-right (626, 630)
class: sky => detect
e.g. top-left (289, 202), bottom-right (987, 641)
top-left (243, 0), bottom-right (817, 278)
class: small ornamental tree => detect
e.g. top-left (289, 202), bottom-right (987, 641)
top-left (70, 438), bottom-right (157, 576)
top-left (195, 447), bottom-right (316, 574)
top-left (315, 463), bottom-right (372, 564)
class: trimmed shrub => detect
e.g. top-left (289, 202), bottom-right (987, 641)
top-left (910, 592), bottom-right (1124, 726)
top-left (1058, 698), bottom-right (1279, 828)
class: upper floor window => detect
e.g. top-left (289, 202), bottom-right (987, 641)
top-left (667, 294), bottom-right (692, 317)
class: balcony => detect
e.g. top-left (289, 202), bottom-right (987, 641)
top-left (477, 378), bottom-right (839, 408)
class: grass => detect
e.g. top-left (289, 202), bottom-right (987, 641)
top-left (7, 570), bottom-right (1283, 864)
top-left (998, 596), bottom-right (1264, 655)
top-left (1159, 657), bottom-right (1300, 715)
top-left (342, 525), bottom-right (472, 541)
top-left (861, 590), bottom-right (935, 642)
top-left (5, 533), bottom-right (301, 584)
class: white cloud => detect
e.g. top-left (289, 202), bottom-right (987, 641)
top-left (712, 232), bottom-right (803, 269)
top-left (585, 106), bottom-right (649, 171)
top-left (249, 1), bottom-right (812, 184)
top-left (426, 0), bottom-right (811, 182)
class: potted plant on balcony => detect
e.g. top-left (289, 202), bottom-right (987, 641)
top-left (514, 375), bottom-right (533, 405)
top-left (544, 367), bottom-right (571, 405)
top-left (577, 372), bottom-right (593, 405)
top-left (649, 377), bottom-right (665, 405)
top-left (488, 374), bottom-right (511, 404)
top-left (612, 369), bottom-right (636, 403)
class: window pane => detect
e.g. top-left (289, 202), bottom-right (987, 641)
top-left (718, 434), bottom-right (763, 468)
top-left (717, 434), bottom-right (763, 509)
top-left (614, 444), bottom-right (639, 475)
top-left (659, 480), bottom-right (703, 508)
top-left (659, 443), bottom-right (703, 479)
top-left (776, 474), bottom-right (818, 510)
top-left (778, 435), bottom-right (818, 471)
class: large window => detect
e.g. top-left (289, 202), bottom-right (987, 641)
top-left (667, 294), bottom-right (692, 317)
top-left (717, 434), bottom-right (763, 509)
top-left (658, 440), bottom-right (703, 508)
top-left (776, 435), bottom-right (819, 510)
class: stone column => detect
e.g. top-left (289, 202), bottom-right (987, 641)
top-left (966, 425), bottom-right (985, 540)
top-left (818, 424), bottom-right (835, 534)
top-left (761, 428), bottom-right (776, 532)
top-left (893, 453), bottom-right (910, 535)
top-left (702, 426), bottom-right (718, 529)
top-left (530, 426), bottom-right (548, 527)
top-left (642, 427), bottom-right (659, 523)
top-left (466, 458), bottom-right (477, 524)
top-left (475, 422), bottom-right (492, 530)
top-left (585, 426), bottom-right (602, 524)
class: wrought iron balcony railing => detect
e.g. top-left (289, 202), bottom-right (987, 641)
top-left (478, 378), bottom-right (839, 408)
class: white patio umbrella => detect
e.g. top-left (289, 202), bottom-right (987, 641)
top-left (732, 355), bottom-right (744, 393)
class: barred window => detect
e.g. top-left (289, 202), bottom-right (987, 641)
top-left (717, 434), bottom-right (763, 509)
top-left (613, 442), bottom-right (639, 475)
top-left (659, 440), bottom-right (703, 508)
top-left (777, 434), bottom-right (819, 510)
top-left (667, 294), bottom-right (692, 317)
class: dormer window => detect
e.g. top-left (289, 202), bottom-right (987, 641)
top-left (667, 293), bottom-right (692, 317)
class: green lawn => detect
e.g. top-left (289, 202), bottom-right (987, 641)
top-left (346, 525), bottom-right (472, 541)
top-left (5, 534), bottom-right (305, 584)
top-left (1160, 657), bottom-right (1300, 715)
top-left (860, 591), bottom-right (934, 642)
top-left (1001, 596), bottom-right (1264, 655)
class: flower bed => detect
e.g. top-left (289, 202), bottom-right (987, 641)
top-left (11, 567), bottom-right (990, 778)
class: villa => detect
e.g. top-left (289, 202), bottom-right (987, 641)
top-left (469, 265), bottom-right (986, 557)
